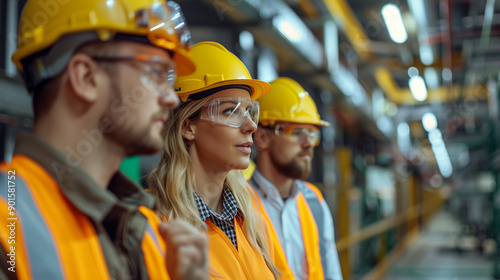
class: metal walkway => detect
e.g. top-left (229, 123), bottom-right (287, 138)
top-left (383, 210), bottom-right (494, 280)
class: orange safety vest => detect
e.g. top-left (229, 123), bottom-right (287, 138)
top-left (206, 185), bottom-right (298, 280)
top-left (249, 180), bottom-right (325, 280)
top-left (154, 186), bottom-right (294, 279)
top-left (298, 182), bottom-right (331, 279)
top-left (247, 186), bottom-right (296, 280)
top-left (206, 217), bottom-right (275, 279)
top-left (0, 155), bottom-right (169, 280)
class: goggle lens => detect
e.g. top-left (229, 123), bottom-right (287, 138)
top-left (201, 98), bottom-right (259, 127)
top-left (274, 124), bottom-right (321, 146)
top-left (137, 1), bottom-right (191, 52)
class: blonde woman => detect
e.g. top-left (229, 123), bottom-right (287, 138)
top-left (148, 41), bottom-right (295, 279)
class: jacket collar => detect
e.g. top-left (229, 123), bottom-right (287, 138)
top-left (14, 132), bottom-right (156, 223)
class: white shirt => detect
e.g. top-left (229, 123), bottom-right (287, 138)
top-left (252, 170), bottom-right (343, 280)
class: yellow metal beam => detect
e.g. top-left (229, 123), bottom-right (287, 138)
top-left (323, 0), bottom-right (371, 59)
top-left (359, 188), bottom-right (445, 280)
top-left (335, 204), bottom-right (422, 252)
top-left (375, 67), bottom-right (488, 105)
top-left (297, 0), bottom-right (319, 18)
top-left (408, 175), bottom-right (419, 232)
top-left (335, 187), bottom-right (445, 253)
top-left (361, 229), bottom-right (420, 280)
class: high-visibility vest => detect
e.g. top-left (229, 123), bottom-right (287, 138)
top-left (0, 155), bottom-right (169, 280)
top-left (247, 185), bottom-right (296, 280)
top-left (139, 205), bottom-right (170, 280)
top-left (249, 178), bottom-right (325, 280)
top-left (301, 181), bottom-right (328, 276)
top-left (206, 215), bottom-right (276, 279)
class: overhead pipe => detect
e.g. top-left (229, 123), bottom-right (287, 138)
top-left (374, 67), bottom-right (488, 105)
top-left (322, 0), bottom-right (371, 60)
top-left (473, 0), bottom-right (496, 74)
top-left (440, 0), bottom-right (453, 89)
top-left (459, 0), bottom-right (495, 102)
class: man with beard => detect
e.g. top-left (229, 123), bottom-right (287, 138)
top-left (250, 77), bottom-right (343, 280)
top-left (0, 1), bottom-right (207, 279)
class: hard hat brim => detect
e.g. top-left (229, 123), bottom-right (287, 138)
top-left (297, 119), bottom-right (331, 127)
top-left (173, 48), bottom-right (196, 76)
top-left (262, 119), bottom-right (330, 127)
top-left (178, 79), bottom-right (271, 101)
top-left (317, 120), bottom-right (331, 127)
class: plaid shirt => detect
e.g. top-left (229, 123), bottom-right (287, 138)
top-left (194, 187), bottom-right (240, 249)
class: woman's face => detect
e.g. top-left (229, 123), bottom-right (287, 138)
top-left (186, 88), bottom-right (257, 172)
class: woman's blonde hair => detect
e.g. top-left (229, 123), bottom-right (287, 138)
top-left (147, 97), bottom-right (280, 279)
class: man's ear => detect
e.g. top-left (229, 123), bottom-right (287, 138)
top-left (254, 127), bottom-right (273, 150)
top-left (66, 53), bottom-right (101, 103)
top-left (181, 118), bottom-right (197, 141)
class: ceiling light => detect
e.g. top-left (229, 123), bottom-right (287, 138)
top-left (382, 4), bottom-right (408, 44)
top-left (422, 112), bottom-right (438, 132)
top-left (409, 75), bottom-right (428, 101)
top-left (442, 68), bottom-right (452, 82)
top-left (273, 16), bottom-right (301, 42)
top-left (419, 44), bottom-right (434, 65)
top-left (424, 67), bottom-right (439, 89)
top-left (239, 31), bottom-right (254, 51)
top-left (408, 67), bottom-right (419, 77)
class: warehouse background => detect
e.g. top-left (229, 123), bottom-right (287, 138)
top-left (1, 0), bottom-right (499, 279)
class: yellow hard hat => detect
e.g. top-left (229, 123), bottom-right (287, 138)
top-left (258, 77), bottom-right (330, 127)
top-left (174, 41), bottom-right (270, 102)
top-left (12, 0), bottom-right (194, 93)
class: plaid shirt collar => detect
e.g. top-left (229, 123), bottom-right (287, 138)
top-left (194, 187), bottom-right (240, 222)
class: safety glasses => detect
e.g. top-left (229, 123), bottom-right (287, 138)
top-left (267, 124), bottom-right (321, 146)
top-left (201, 97), bottom-right (259, 127)
top-left (136, 1), bottom-right (191, 53)
top-left (91, 54), bottom-right (176, 95)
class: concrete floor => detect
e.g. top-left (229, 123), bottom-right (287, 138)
top-left (383, 211), bottom-right (495, 280)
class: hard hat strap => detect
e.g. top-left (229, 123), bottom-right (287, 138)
top-left (22, 32), bottom-right (100, 95)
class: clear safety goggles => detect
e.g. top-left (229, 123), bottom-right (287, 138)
top-left (201, 97), bottom-right (259, 127)
top-left (136, 1), bottom-right (191, 52)
top-left (268, 124), bottom-right (321, 146)
top-left (91, 54), bottom-right (176, 95)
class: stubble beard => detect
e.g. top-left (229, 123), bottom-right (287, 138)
top-left (271, 151), bottom-right (312, 180)
top-left (101, 78), bottom-right (163, 156)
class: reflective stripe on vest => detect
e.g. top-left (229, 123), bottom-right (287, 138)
top-left (298, 181), bottom-right (328, 276)
top-left (296, 193), bottom-right (324, 280)
top-left (138, 206), bottom-right (170, 280)
top-left (0, 156), bottom-right (111, 280)
top-left (0, 173), bottom-right (64, 279)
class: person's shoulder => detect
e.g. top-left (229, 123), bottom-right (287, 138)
top-left (1, 155), bottom-right (44, 181)
top-left (302, 181), bottom-right (324, 201)
top-left (138, 205), bottom-right (166, 223)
